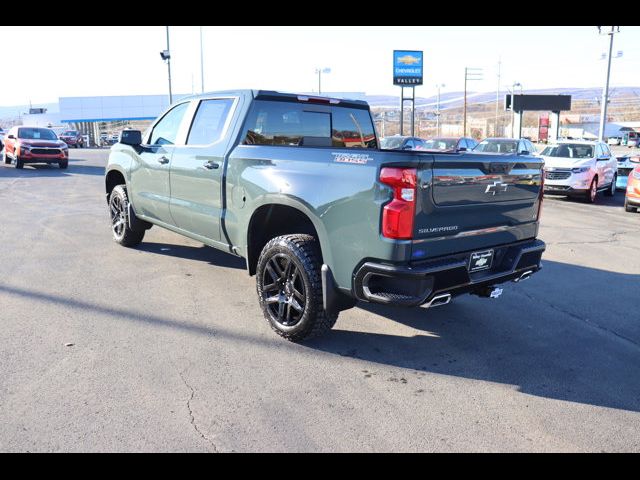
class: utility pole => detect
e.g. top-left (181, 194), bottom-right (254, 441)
top-left (165, 26), bottom-right (173, 104)
top-left (200, 26), bottom-right (205, 93)
top-left (435, 84), bottom-right (445, 136)
top-left (495, 58), bottom-right (501, 136)
top-left (598, 26), bottom-right (620, 142)
top-left (463, 67), bottom-right (483, 137)
top-left (463, 68), bottom-right (467, 137)
top-left (315, 67), bottom-right (331, 95)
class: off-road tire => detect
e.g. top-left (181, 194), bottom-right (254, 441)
top-left (256, 234), bottom-right (338, 342)
top-left (108, 184), bottom-right (145, 247)
top-left (59, 160), bottom-right (68, 169)
top-left (625, 198), bottom-right (636, 213)
top-left (15, 155), bottom-right (23, 169)
top-left (3, 150), bottom-right (10, 164)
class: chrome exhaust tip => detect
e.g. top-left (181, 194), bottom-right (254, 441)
top-left (514, 270), bottom-right (534, 283)
top-left (422, 293), bottom-right (452, 309)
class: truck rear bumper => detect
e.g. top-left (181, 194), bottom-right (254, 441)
top-left (353, 238), bottom-right (545, 307)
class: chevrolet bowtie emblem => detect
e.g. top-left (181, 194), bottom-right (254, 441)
top-left (485, 181), bottom-right (508, 195)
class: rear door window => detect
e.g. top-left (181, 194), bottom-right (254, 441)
top-left (187, 98), bottom-right (235, 145)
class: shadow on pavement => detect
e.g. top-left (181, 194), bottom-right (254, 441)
top-left (1, 260), bottom-right (638, 413)
top-left (137, 242), bottom-right (246, 269)
top-left (305, 259), bottom-right (640, 413)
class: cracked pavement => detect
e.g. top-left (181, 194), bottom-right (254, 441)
top-left (1, 150), bottom-right (639, 452)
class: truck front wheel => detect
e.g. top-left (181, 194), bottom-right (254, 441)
top-left (256, 234), bottom-right (338, 342)
top-left (108, 184), bottom-right (145, 247)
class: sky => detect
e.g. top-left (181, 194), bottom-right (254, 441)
top-left (1, 25), bottom-right (639, 106)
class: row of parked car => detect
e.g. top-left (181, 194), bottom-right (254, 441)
top-left (380, 134), bottom-right (640, 213)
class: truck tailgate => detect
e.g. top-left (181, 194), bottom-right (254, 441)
top-left (412, 152), bottom-right (543, 259)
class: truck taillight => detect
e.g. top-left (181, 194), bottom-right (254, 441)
top-left (380, 167), bottom-right (417, 239)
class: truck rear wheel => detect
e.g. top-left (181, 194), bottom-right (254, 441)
top-left (256, 234), bottom-right (337, 342)
top-left (108, 184), bottom-right (145, 247)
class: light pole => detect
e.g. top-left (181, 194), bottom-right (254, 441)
top-left (199, 26), bottom-right (205, 93)
top-left (495, 59), bottom-right (501, 136)
top-left (435, 83), bottom-right (445, 137)
top-left (160, 26), bottom-right (173, 104)
top-left (315, 67), bottom-right (331, 95)
top-left (511, 82), bottom-right (522, 138)
top-left (463, 67), bottom-right (483, 137)
top-left (597, 26), bottom-right (620, 141)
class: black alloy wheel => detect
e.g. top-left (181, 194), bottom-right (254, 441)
top-left (262, 253), bottom-right (306, 327)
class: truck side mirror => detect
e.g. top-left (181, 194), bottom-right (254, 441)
top-left (120, 130), bottom-right (142, 146)
top-left (7, 134), bottom-right (15, 139)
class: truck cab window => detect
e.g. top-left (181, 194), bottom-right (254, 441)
top-left (331, 108), bottom-right (377, 149)
top-left (149, 102), bottom-right (189, 146)
top-left (243, 101), bottom-right (331, 146)
top-left (187, 98), bottom-right (235, 145)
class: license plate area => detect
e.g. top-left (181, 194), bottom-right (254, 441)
top-left (468, 249), bottom-right (494, 272)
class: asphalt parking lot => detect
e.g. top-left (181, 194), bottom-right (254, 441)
top-left (1, 149), bottom-right (639, 452)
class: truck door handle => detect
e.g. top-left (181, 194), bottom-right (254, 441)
top-left (203, 160), bottom-right (219, 169)
top-left (157, 156), bottom-right (170, 164)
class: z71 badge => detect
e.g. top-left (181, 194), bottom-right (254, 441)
top-left (332, 152), bottom-right (373, 165)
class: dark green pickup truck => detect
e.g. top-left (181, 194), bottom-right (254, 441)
top-left (105, 90), bottom-right (545, 341)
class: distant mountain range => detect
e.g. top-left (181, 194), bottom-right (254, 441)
top-left (1, 87), bottom-right (639, 121)
top-left (365, 86), bottom-right (640, 110)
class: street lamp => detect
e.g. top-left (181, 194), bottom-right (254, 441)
top-left (160, 26), bottom-right (173, 104)
top-left (597, 26), bottom-right (621, 141)
top-left (435, 83), bottom-right (445, 136)
top-left (315, 67), bottom-right (331, 95)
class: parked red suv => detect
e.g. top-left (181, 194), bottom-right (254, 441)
top-left (59, 129), bottom-right (85, 148)
top-left (2, 126), bottom-right (69, 169)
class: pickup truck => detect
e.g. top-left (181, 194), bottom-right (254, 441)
top-left (104, 90), bottom-right (545, 342)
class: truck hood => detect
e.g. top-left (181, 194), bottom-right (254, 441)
top-left (541, 156), bottom-right (593, 169)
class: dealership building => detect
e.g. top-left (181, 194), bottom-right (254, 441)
top-left (15, 92), bottom-right (367, 146)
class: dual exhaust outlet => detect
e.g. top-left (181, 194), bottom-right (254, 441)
top-left (420, 269), bottom-right (533, 309)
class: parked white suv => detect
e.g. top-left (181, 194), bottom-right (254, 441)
top-left (541, 140), bottom-right (617, 203)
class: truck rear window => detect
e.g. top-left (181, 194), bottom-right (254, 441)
top-left (242, 100), bottom-right (377, 149)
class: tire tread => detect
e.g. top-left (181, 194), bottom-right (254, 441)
top-left (110, 185), bottom-right (145, 247)
top-left (257, 234), bottom-right (337, 342)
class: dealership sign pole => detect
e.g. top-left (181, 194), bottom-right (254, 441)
top-left (394, 50), bottom-right (423, 137)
